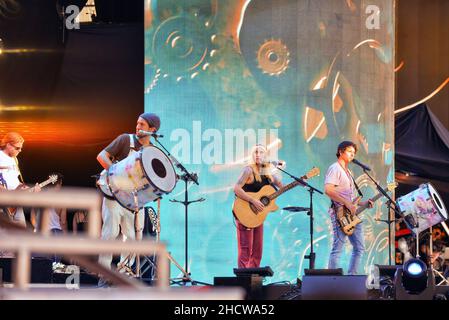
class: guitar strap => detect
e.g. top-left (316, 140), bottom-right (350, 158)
top-left (348, 170), bottom-right (363, 198)
top-left (0, 173), bottom-right (7, 188)
top-left (330, 167), bottom-right (363, 209)
top-left (14, 157), bottom-right (25, 184)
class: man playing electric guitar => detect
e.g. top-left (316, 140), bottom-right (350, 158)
top-left (0, 132), bottom-right (41, 228)
top-left (324, 141), bottom-right (373, 275)
top-left (233, 144), bottom-right (283, 268)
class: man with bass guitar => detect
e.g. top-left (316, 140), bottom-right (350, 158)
top-left (324, 141), bottom-right (373, 275)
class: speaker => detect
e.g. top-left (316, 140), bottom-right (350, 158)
top-left (214, 276), bottom-right (263, 299)
top-left (302, 275), bottom-right (368, 300)
top-left (0, 257), bottom-right (52, 283)
top-left (233, 266), bottom-right (274, 277)
top-left (304, 268), bottom-right (343, 276)
top-left (262, 284), bottom-right (301, 300)
top-left (375, 265), bottom-right (400, 279)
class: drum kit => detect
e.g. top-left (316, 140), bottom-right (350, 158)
top-left (95, 142), bottom-right (202, 284)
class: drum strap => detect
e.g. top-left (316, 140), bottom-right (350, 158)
top-left (156, 198), bottom-right (161, 236)
top-left (128, 134), bottom-right (135, 151)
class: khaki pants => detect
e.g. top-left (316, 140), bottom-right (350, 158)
top-left (98, 197), bottom-right (144, 270)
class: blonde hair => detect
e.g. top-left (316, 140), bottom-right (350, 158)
top-left (0, 132), bottom-right (24, 149)
top-left (249, 144), bottom-right (273, 183)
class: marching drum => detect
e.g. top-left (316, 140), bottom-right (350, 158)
top-left (105, 146), bottom-right (177, 211)
top-left (96, 169), bottom-right (114, 198)
top-left (397, 183), bottom-right (448, 234)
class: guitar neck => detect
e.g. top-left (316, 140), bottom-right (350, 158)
top-left (30, 179), bottom-right (53, 190)
top-left (269, 178), bottom-right (304, 200)
top-left (36, 179), bottom-right (53, 189)
top-left (355, 192), bottom-right (383, 215)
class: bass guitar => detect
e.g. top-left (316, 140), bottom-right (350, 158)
top-left (336, 182), bottom-right (397, 235)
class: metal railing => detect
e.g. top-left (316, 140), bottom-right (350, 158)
top-left (0, 188), bottom-right (169, 289)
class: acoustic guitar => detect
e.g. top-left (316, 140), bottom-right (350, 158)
top-left (232, 167), bottom-right (320, 228)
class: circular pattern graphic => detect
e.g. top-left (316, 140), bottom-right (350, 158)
top-left (150, 14), bottom-right (216, 81)
top-left (257, 39), bottom-right (290, 76)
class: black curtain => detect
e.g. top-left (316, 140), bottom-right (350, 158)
top-left (395, 103), bottom-right (449, 182)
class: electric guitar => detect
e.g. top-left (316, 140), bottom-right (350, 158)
top-left (233, 167), bottom-right (320, 228)
top-left (336, 182), bottom-right (397, 235)
top-left (3, 174), bottom-right (58, 218)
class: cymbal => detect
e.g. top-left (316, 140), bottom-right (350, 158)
top-left (283, 206), bottom-right (310, 212)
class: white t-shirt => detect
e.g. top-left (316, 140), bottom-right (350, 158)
top-left (0, 150), bottom-right (26, 256)
top-left (324, 161), bottom-right (355, 208)
top-left (0, 150), bottom-right (21, 190)
top-left (48, 208), bottom-right (62, 231)
top-left (36, 208), bottom-right (62, 231)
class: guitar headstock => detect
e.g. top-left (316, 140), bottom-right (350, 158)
top-left (305, 167), bottom-right (320, 179)
top-left (48, 174), bottom-right (59, 185)
top-left (387, 182), bottom-right (398, 192)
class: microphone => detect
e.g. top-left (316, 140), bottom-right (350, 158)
top-left (138, 130), bottom-right (164, 138)
top-left (352, 159), bottom-right (371, 171)
top-left (263, 160), bottom-right (285, 167)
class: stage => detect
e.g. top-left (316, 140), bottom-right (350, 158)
top-left (1, 0), bottom-right (449, 306)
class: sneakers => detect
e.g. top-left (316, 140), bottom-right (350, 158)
top-left (97, 278), bottom-right (112, 288)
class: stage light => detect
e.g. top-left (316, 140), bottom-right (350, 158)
top-left (404, 259), bottom-right (426, 277)
top-left (402, 258), bottom-right (428, 294)
top-left (395, 258), bottom-right (435, 299)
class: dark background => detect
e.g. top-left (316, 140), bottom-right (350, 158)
top-left (0, 0), bottom-right (144, 187)
top-left (396, 0), bottom-right (449, 130)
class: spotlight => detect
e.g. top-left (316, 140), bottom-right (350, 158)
top-left (394, 258), bottom-right (435, 300)
top-left (402, 258), bottom-right (427, 293)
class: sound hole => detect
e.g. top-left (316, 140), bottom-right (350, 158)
top-left (152, 159), bottom-right (167, 178)
top-left (260, 197), bottom-right (270, 206)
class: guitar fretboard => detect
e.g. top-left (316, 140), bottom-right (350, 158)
top-left (269, 178), bottom-right (304, 200)
top-left (38, 180), bottom-right (54, 188)
top-left (355, 192), bottom-right (383, 215)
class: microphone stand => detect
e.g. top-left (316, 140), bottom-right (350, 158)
top-left (359, 168), bottom-right (402, 265)
top-left (152, 137), bottom-right (210, 285)
top-left (276, 166), bottom-right (323, 270)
